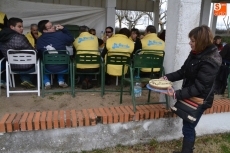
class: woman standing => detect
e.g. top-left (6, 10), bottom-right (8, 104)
top-left (164, 25), bottom-right (222, 153)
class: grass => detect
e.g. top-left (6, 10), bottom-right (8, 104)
top-left (79, 133), bottom-right (230, 153)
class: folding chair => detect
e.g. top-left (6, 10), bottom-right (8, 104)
top-left (120, 50), bottom-right (169, 112)
top-left (6, 49), bottom-right (40, 97)
top-left (40, 50), bottom-right (74, 97)
top-left (103, 51), bottom-right (131, 95)
top-left (73, 50), bottom-right (103, 97)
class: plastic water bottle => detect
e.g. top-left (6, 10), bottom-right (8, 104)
top-left (134, 82), bottom-right (142, 97)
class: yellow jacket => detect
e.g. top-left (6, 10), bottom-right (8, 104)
top-left (73, 32), bottom-right (99, 69)
top-left (25, 32), bottom-right (42, 47)
top-left (141, 33), bottom-right (165, 72)
top-left (0, 12), bottom-right (7, 31)
top-left (106, 34), bottom-right (134, 76)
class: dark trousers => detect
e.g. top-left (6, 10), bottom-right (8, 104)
top-left (182, 107), bottom-right (206, 142)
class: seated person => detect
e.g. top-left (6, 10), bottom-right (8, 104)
top-left (73, 26), bottom-right (100, 89)
top-left (101, 28), bottom-right (134, 83)
top-left (140, 25), bottom-right (165, 77)
top-left (26, 24), bottom-right (42, 48)
top-left (213, 35), bottom-right (223, 52)
top-left (89, 28), bottom-right (104, 47)
top-left (37, 20), bottom-right (74, 89)
top-left (130, 28), bottom-right (142, 56)
top-left (0, 17), bottom-right (36, 88)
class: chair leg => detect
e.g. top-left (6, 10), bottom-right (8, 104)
top-left (147, 89), bottom-right (151, 103)
top-left (130, 68), bottom-right (136, 112)
top-left (6, 63), bottom-right (9, 97)
top-left (101, 66), bottom-right (103, 97)
top-left (120, 74), bottom-right (124, 104)
top-left (165, 94), bottom-right (169, 109)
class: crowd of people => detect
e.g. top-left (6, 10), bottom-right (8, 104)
top-left (0, 12), bottom-right (166, 90)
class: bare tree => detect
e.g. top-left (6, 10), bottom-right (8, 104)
top-left (223, 16), bottom-right (230, 34)
top-left (115, 10), bottom-right (126, 28)
top-left (145, 0), bottom-right (167, 32)
top-left (124, 11), bottom-right (145, 29)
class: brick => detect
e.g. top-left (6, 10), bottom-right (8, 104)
top-left (136, 106), bottom-right (145, 121)
top-left (109, 107), bottom-right (119, 123)
top-left (82, 109), bottom-right (90, 126)
top-left (0, 114), bottom-right (10, 133)
top-left (213, 105), bottom-right (218, 113)
top-left (5, 113), bottom-right (16, 132)
top-left (150, 105), bottom-right (160, 119)
top-left (103, 107), bottom-right (113, 124)
top-left (65, 110), bottom-right (71, 128)
top-left (125, 106), bottom-right (135, 121)
top-left (46, 111), bottom-right (53, 130)
top-left (119, 106), bottom-right (129, 122)
top-left (134, 110), bottom-right (140, 121)
top-left (143, 105), bottom-right (155, 119)
top-left (209, 106), bottom-right (214, 114)
top-left (155, 105), bottom-right (165, 118)
top-left (13, 113), bottom-right (23, 131)
top-left (40, 112), bottom-right (47, 130)
top-left (20, 112), bottom-right (29, 131)
top-left (114, 107), bottom-right (125, 123)
top-left (53, 111), bottom-right (59, 129)
top-left (59, 110), bottom-right (65, 128)
top-left (217, 105), bottom-right (221, 113)
top-left (99, 108), bottom-right (108, 124)
top-left (76, 111), bottom-right (84, 126)
top-left (71, 110), bottom-right (77, 127)
top-left (88, 109), bottom-right (96, 126)
top-left (139, 105), bottom-right (150, 119)
top-left (205, 108), bottom-right (210, 114)
top-left (93, 108), bottom-right (102, 123)
top-left (33, 112), bottom-right (41, 130)
top-left (27, 112), bottom-right (35, 131)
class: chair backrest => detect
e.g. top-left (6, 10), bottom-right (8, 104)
top-left (43, 50), bottom-right (70, 65)
top-left (106, 51), bottom-right (131, 65)
top-left (7, 49), bottom-right (37, 65)
top-left (75, 50), bottom-right (101, 64)
top-left (133, 50), bottom-right (165, 69)
top-left (64, 25), bottom-right (80, 38)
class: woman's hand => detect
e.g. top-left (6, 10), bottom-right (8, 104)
top-left (167, 86), bottom-right (175, 97)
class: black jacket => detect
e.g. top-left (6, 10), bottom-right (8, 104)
top-left (0, 28), bottom-right (35, 70)
top-left (166, 45), bottom-right (222, 109)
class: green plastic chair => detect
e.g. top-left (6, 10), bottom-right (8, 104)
top-left (103, 52), bottom-right (131, 95)
top-left (64, 25), bottom-right (80, 39)
top-left (120, 50), bottom-right (169, 112)
top-left (73, 50), bottom-right (103, 97)
top-left (40, 50), bottom-right (74, 97)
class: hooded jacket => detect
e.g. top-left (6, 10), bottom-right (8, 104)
top-left (166, 44), bottom-right (222, 109)
top-left (0, 28), bottom-right (35, 70)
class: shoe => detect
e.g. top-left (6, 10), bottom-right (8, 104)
top-left (0, 80), bottom-right (6, 88)
top-left (21, 81), bottom-right (35, 88)
top-left (58, 81), bottom-right (68, 88)
top-left (45, 82), bottom-right (51, 90)
top-left (82, 80), bottom-right (87, 89)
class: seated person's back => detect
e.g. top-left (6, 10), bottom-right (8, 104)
top-left (140, 25), bottom-right (165, 73)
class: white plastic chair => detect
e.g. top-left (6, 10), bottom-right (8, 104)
top-left (6, 49), bottom-right (40, 97)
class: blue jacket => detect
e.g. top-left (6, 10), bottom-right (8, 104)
top-left (37, 28), bottom-right (74, 72)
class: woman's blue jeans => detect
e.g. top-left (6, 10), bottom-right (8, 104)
top-left (182, 107), bottom-right (206, 142)
top-left (12, 67), bottom-right (35, 83)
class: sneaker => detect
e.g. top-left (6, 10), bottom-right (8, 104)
top-left (21, 81), bottom-right (35, 88)
top-left (0, 80), bottom-right (6, 88)
top-left (58, 81), bottom-right (68, 88)
top-left (45, 82), bottom-right (51, 90)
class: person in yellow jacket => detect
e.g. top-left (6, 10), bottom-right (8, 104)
top-left (26, 24), bottom-right (42, 48)
top-left (101, 28), bottom-right (134, 84)
top-left (0, 12), bottom-right (8, 31)
top-left (73, 25), bottom-right (99, 89)
top-left (140, 25), bottom-right (165, 73)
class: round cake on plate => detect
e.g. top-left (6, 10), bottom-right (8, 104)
top-left (149, 79), bottom-right (172, 89)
